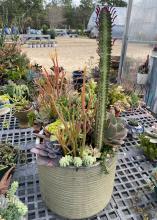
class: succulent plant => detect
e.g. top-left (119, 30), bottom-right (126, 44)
top-left (128, 119), bottom-right (139, 127)
top-left (103, 113), bottom-right (127, 147)
top-left (59, 155), bottom-right (73, 167)
top-left (0, 181), bottom-right (28, 220)
top-left (73, 157), bottom-right (83, 168)
top-left (139, 134), bottom-right (157, 161)
top-left (144, 128), bottom-right (157, 144)
top-left (0, 143), bottom-right (21, 171)
top-left (95, 6), bottom-right (116, 149)
top-left (31, 141), bottom-right (63, 167)
top-left (82, 155), bottom-right (96, 167)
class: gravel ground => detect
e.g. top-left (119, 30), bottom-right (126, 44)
top-left (22, 37), bottom-right (152, 77)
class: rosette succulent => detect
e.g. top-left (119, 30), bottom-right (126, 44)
top-left (82, 155), bottom-right (96, 167)
top-left (59, 155), bottom-right (73, 167)
top-left (103, 113), bottom-right (127, 147)
top-left (73, 157), bottom-right (83, 168)
top-left (0, 181), bottom-right (28, 220)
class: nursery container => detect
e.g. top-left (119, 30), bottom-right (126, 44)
top-left (14, 107), bottom-right (32, 128)
top-left (38, 156), bottom-right (117, 219)
top-left (72, 70), bottom-right (86, 91)
top-left (137, 73), bottom-right (148, 85)
top-left (127, 123), bottom-right (144, 138)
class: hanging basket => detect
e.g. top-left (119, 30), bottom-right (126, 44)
top-left (38, 155), bottom-right (117, 219)
top-left (137, 73), bottom-right (148, 85)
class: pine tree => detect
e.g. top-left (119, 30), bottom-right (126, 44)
top-left (79, 0), bottom-right (94, 29)
top-left (98, 0), bottom-right (127, 7)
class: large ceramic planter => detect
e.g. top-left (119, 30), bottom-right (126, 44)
top-left (137, 73), bottom-right (148, 85)
top-left (14, 107), bottom-right (32, 128)
top-left (38, 156), bottom-right (117, 219)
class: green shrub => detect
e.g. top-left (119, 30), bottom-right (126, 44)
top-left (139, 135), bottom-right (157, 161)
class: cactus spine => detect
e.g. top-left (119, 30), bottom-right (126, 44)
top-left (95, 6), bottom-right (113, 149)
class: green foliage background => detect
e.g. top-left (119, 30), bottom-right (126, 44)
top-left (0, 0), bottom-right (127, 31)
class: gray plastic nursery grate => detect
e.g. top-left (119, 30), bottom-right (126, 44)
top-left (13, 156), bottom-right (157, 220)
top-left (0, 108), bottom-right (157, 220)
top-left (0, 111), bottom-right (19, 131)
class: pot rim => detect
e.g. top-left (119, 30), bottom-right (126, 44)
top-left (37, 155), bottom-right (117, 171)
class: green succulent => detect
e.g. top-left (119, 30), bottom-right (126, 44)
top-left (6, 82), bottom-right (30, 100)
top-left (128, 119), bottom-right (139, 127)
top-left (130, 92), bottom-right (140, 108)
top-left (139, 134), bottom-right (157, 161)
top-left (82, 155), bottom-right (96, 167)
top-left (103, 113), bottom-right (127, 147)
top-left (145, 129), bottom-right (157, 143)
top-left (0, 182), bottom-right (28, 220)
top-left (59, 155), bottom-right (73, 167)
top-left (95, 6), bottom-right (113, 149)
top-left (73, 157), bottom-right (82, 168)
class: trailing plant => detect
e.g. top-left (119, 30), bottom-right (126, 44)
top-left (0, 181), bottom-right (28, 220)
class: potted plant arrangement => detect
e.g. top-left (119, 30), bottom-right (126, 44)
top-left (6, 83), bottom-right (33, 128)
top-left (0, 181), bottom-right (28, 220)
top-left (0, 142), bottom-right (23, 180)
top-left (31, 6), bottom-right (127, 219)
top-left (139, 125), bottom-right (157, 161)
top-left (137, 55), bottom-right (149, 85)
top-left (127, 119), bottom-right (144, 138)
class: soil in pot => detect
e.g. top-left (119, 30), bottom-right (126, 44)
top-left (38, 156), bottom-right (117, 219)
top-left (15, 107), bottom-right (32, 128)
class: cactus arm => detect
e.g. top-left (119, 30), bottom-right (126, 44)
top-left (95, 7), bottom-right (113, 149)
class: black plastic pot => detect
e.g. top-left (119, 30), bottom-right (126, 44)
top-left (72, 70), bottom-right (84, 91)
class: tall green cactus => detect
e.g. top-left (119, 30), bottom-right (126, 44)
top-left (95, 6), bottom-right (113, 149)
